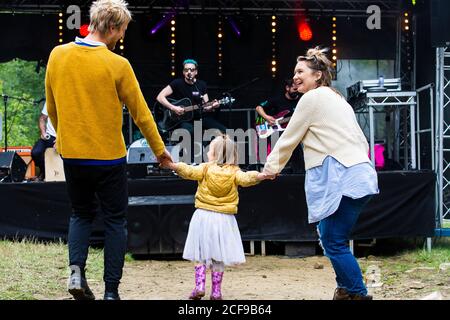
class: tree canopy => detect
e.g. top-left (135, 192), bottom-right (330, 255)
top-left (0, 59), bottom-right (45, 148)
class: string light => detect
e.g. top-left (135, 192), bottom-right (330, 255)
top-left (403, 12), bottom-right (410, 31)
top-left (170, 17), bottom-right (176, 77)
top-left (58, 12), bottom-right (64, 44)
top-left (403, 12), bottom-right (412, 72)
top-left (271, 15), bottom-right (277, 78)
top-left (332, 17), bottom-right (337, 78)
top-left (119, 38), bottom-right (124, 56)
top-left (218, 17), bottom-right (223, 77)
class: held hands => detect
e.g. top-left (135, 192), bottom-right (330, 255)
top-left (156, 149), bottom-right (174, 169)
top-left (257, 171), bottom-right (278, 181)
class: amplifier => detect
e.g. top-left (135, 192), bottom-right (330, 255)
top-left (126, 139), bottom-right (180, 179)
top-left (347, 78), bottom-right (402, 101)
top-left (127, 138), bottom-right (180, 164)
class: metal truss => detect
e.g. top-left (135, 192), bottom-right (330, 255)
top-left (436, 47), bottom-right (450, 230)
top-left (356, 91), bottom-right (417, 170)
top-left (0, 0), bottom-right (402, 16)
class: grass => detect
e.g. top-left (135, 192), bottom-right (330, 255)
top-left (0, 238), bottom-right (449, 300)
top-left (0, 238), bottom-right (104, 300)
top-left (359, 238), bottom-right (450, 298)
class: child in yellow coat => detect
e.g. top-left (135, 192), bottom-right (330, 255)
top-left (163, 134), bottom-right (265, 300)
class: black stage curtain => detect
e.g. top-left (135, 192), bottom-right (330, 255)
top-left (0, 171), bottom-right (436, 250)
top-left (0, 14), bottom-right (57, 63)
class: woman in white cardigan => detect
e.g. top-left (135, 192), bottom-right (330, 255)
top-left (263, 47), bottom-right (379, 300)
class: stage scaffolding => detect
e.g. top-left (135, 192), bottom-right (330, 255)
top-left (355, 91), bottom-right (417, 170)
top-left (435, 46), bottom-right (450, 237)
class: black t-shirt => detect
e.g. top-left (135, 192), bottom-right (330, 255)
top-left (169, 78), bottom-right (208, 106)
top-left (259, 94), bottom-right (300, 117)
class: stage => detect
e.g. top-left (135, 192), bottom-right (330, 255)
top-left (0, 170), bottom-right (436, 255)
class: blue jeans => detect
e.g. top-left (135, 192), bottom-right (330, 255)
top-left (318, 195), bottom-right (372, 296)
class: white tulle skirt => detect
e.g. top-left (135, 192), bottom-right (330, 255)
top-left (182, 208), bottom-right (246, 267)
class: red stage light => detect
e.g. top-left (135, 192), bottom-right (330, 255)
top-left (79, 24), bottom-right (89, 37)
top-left (298, 22), bottom-right (313, 41)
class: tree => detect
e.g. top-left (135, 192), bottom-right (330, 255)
top-left (0, 59), bottom-right (45, 147)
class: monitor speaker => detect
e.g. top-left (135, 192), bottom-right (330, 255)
top-left (0, 151), bottom-right (27, 182)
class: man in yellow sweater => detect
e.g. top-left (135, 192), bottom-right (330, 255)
top-left (45, 0), bottom-right (172, 300)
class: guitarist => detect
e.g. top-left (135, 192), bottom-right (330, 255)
top-left (255, 78), bottom-right (304, 173)
top-left (156, 59), bottom-right (227, 162)
top-left (156, 58), bottom-right (227, 134)
top-left (255, 78), bottom-right (300, 125)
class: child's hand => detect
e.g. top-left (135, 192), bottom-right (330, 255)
top-left (257, 172), bottom-right (277, 181)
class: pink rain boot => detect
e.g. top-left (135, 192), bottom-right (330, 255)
top-left (210, 271), bottom-right (224, 300)
top-left (189, 264), bottom-right (206, 300)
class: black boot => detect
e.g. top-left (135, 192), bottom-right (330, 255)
top-left (67, 265), bottom-right (95, 300)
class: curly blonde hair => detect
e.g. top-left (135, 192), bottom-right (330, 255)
top-left (88, 0), bottom-right (132, 35)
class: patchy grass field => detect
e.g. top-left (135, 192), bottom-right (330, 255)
top-left (0, 239), bottom-right (104, 300)
top-left (0, 238), bottom-right (449, 300)
top-left (358, 238), bottom-right (450, 299)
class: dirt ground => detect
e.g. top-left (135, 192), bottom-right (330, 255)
top-left (78, 255), bottom-right (450, 300)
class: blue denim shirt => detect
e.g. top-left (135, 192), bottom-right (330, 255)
top-left (305, 156), bottom-right (379, 223)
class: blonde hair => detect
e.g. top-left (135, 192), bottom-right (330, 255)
top-left (88, 0), bottom-right (132, 35)
top-left (210, 134), bottom-right (238, 166)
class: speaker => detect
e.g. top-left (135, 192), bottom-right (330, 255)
top-left (431, 0), bottom-right (450, 47)
top-left (0, 151), bottom-right (27, 182)
top-left (127, 195), bottom-right (194, 255)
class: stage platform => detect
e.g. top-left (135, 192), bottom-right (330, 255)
top-left (0, 170), bottom-right (436, 255)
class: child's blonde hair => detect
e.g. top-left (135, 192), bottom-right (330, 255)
top-left (210, 134), bottom-right (238, 165)
top-left (88, 0), bottom-right (132, 35)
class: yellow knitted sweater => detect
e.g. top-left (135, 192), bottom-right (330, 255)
top-left (45, 43), bottom-right (165, 160)
top-left (176, 162), bottom-right (260, 214)
top-left (265, 86), bottom-right (370, 173)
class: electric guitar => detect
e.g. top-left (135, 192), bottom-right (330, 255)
top-left (153, 96), bottom-right (235, 132)
top-left (255, 110), bottom-right (291, 139)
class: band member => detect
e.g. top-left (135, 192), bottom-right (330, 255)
top-left (156, 59), bottom-right (226, 134)
top-left (156, 59), bottom-right (227, 161)
top-left (255, 78), bottom-right (300, 125)
top-left (255, 78), bottom-right (304, 173)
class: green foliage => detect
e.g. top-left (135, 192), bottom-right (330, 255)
top-left (0, 59), bottom-right (45, 147)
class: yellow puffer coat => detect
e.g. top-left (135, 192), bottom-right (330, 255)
top-left (176, 162), bottom-right (260, 214)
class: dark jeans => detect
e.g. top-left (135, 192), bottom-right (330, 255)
top-left (64, 162), bottom-right (128, 291)
top-left (31, 136), bottom-right (56, 176)
top-left (318, 195), bottom-right (372, 296)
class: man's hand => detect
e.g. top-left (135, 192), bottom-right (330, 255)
top-left (156, 149), bottom-right (173, 168)
top-left (265, 116), bottom-right (276, 126)
top-left (204, 100), bottom-right (219, 112)
top-left (172, 106), bottom-right (185, 116)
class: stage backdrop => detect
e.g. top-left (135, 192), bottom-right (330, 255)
top-left (0, 12), bottom-right (397, 130)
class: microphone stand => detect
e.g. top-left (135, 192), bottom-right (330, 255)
top-left (221, 77), bottom-right (261, 129)
top-left (2, 95), bottom-right (7, 152)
